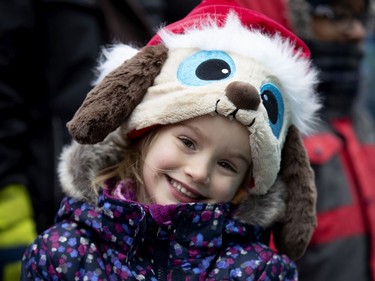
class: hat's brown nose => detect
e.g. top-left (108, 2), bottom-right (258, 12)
top-left (225, 81), bottom-right (260, 111)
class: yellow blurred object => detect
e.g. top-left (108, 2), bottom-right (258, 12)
top-left (0, 184), bottom-right (37, 281)
top-left (3, 261), bottom-right (22, 281)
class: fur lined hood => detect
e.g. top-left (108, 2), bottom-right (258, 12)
top-left (58, 120), bottom-right (314, 262)
top-left (58, 129), bottom-right (288, 228)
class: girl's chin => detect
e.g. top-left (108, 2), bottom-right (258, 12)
top-left (153, 197), bottom-right (180, 205)
top-left (150, 189), bottom-right (181, 205)
top-left (152, 193), bottom-right (215, 205)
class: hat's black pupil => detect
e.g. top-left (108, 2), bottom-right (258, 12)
top-left (195, 59), bottom-right (231, 80)
top-left (261, 90), bottom-right (278, 124)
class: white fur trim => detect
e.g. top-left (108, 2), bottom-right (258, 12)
top-left (93, 44), bottom-right (139, 85)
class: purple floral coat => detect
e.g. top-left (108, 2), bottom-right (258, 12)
top-left (21, 189), bottom-right (297, 281)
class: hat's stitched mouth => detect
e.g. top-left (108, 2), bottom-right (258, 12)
top-left (215, 99), bottom-right (257, 127)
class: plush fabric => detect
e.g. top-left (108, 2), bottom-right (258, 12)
top-left (275, 125), bottom-right (317, 259)
top-left (67, 44), bottom-right (168, 144)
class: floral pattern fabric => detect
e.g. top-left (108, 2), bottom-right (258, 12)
top-left (21, 191), bottom-right (297, 280)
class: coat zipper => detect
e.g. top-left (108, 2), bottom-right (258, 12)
top-left (154, 239), bottom-right (169, 281)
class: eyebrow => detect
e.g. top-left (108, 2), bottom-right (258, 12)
top-left (179, 122), bottom-right (251, 166)
top-left (228, 151), bottom-right (251, 167)
top-left (178, 122), bottom-right (204, 137)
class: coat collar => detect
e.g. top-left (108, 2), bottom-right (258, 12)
top-left (56, 191), bottom-right (269, 257)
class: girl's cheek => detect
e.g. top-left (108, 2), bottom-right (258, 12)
top-left (214, 179), bottom-right (239, 200)
top-left (155, 149), bottom-right (180, 167)
top-left (162, 146), bottom-right (178, 155)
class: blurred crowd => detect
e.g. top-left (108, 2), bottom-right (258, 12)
top-left (1, 0), bottom-right (374, 280)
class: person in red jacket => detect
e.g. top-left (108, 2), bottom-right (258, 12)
top-left (290, 0), bottom-right (375, 280)
top-left (240, 0), bottom-right (375, 280)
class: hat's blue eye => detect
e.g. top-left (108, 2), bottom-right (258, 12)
top-left (177, 50), bottom-right (235, 86)
top-left (260, 83), bottom-right (284, 138)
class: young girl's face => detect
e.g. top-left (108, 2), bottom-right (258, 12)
top-left (142, 114), bottom-right (252, 205)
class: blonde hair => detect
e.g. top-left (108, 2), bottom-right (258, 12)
top-left (94, 129), bottom-right (160, 203)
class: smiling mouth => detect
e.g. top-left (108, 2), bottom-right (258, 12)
top-left (167, 176), bottom-right (202, 200)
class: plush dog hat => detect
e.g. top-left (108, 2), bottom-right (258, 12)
top-left (66, 0), bottom-right (320, 260)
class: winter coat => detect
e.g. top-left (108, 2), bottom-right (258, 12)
top-left (21, 190), bottom-right (297, 281)
top-left (20, 132), bottom-right (298, 280)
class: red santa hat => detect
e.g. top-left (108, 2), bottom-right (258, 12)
top-left (147, 0), bottom-right (310, 58)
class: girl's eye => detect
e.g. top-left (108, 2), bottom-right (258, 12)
top-left (177, 50), bottom-right (236, 86)
top-left (218, 161), bottom-right (236, 173)
top-left (179, 137), bottom-right (195, 149)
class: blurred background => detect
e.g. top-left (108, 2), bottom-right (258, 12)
top-left (1, 0), bottom-right (374, 280)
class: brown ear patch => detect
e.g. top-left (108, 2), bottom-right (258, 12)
top-left (273, 125), bottom-right (317, 260)
top-left (67, 44), bottom-right (168, 144)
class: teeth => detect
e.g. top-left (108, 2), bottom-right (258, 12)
top-left (170, 179), bottom-right (198, 199)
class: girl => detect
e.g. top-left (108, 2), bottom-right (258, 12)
top-left (21, 114), bottom-right (296, 281)
top-left (21, 0), bottom-right (320, 280)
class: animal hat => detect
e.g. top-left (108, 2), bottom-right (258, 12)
top-left (65, 0), bottom-right (320, 260)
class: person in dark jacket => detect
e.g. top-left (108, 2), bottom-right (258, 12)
top-left (21, 0), bottom-right (321, 279)
top-left (0, 1), bottom-right (108, 280)
top-left (285, 0), bottom-right (375, 280)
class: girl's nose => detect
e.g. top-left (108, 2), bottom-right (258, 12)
top-left (184, 161), bottom-right (210, 185)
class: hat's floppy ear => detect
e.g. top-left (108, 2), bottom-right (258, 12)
top-left (67, 44), bottom-right (168, 144)
top-left (273, 125), bottom-right (317, 260)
